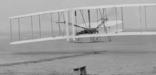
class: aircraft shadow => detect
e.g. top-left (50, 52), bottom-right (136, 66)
top-left (1, 50), bottom-right (156, 66)
top-left (13, 50), bottom-right (107, 55)
top-left (0, 51), bottom-right (102, 67)
top-left (14, 50), bottom-right (156, 55)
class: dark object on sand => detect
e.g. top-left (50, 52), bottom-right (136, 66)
top-left (73, 66), bottom-right (87, 75)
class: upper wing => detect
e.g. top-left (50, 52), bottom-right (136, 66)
top-left (9, 3), bottom-right (156, 19)
top-left (73, 3), bottom-right (156, 10)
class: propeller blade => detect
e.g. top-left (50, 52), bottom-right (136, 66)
top-left (56, 21), bottom-right (66, 24)
top-left (74, 24), bottom-right (88, 29)
top-left (97, 17), bottom-right (108, 22)
top-left (56, 21), bottom-right (87, 29)
top-left (66, 22), bottom-right (88, 29)
top-left (96, 22), bottom-right (104, 29)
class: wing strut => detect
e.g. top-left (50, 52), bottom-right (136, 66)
top-left (96, 9), bottom-right (99, 23)
top-left (57, 12), bottom-right (61, 35)
top-left (75, 10), bottom-right (78, 33)
top-left (50, 13), bottom-right (53, 37)
top-left (115, 7), bottom-right (118, 32)
top-left (71, 10), bottom-right (76, 40)
top-left (9, 19), bottom-right (12, 42)
top-left (30, 16), bottom-right (34, 39)
top-left (80, 10), bottom-right (87, 27)
top-left (88, 9), bottom-right (91, 28)
top-left (102, 8), bottom-right (108, 33)
top-left (103, 8), bottom-right (112, 42)
top-left (18, 18), bottom-right (21, 40)
top-left (65, 11), bottom-right (70, 41)
top-left (144, 6), bottom-right (147, 30)
top-left (38, 15), bottom-right (41, 38)
top-left (139, 6), bottom-right (143, 31)
top-left (62, 12), bottom-right (66, 36)
top-left (120, 7), bottom-right (124, 31)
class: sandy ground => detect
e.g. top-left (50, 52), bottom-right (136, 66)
top-left (0, 35), bottom-right (156, 75)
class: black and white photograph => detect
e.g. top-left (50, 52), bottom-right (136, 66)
top-left (0, 0), bottom-right (156, 75)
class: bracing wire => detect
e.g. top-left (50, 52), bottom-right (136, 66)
top-left (79, 10), bottom-right (87, 27)
top-left (9, 19), bottom-right (12, 42)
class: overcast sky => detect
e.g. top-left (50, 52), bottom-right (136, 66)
top-left (0, 0), bottom-right (156, 33)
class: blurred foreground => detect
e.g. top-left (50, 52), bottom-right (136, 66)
top-left (0, 34), bottom-right (156, 75)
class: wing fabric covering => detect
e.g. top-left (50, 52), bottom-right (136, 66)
top-left (9, 3), bottom-right (156, 44)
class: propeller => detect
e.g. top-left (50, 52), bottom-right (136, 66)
top-left (73, 24), bottom-right (88, 29)
top-left (56, 21), bottom-right (66, 24)
top-left (56, 21), bottom-right (88, 29)
top-left (97, 17), bottom-right (108, 22)
top-left (96, 22), bottom-right (104, 29)
top-left (56, 19), bottom-right (107, 30)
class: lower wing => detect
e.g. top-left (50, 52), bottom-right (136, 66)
top-left (11, 31), bottom-right (156, 45)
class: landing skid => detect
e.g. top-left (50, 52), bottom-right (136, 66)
top-left (69, 37), bottom-right (112, 43)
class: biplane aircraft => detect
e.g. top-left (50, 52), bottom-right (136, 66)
top-left (9, 3), bottom-right (156, 44)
